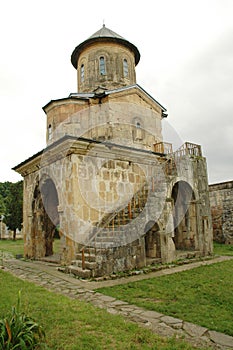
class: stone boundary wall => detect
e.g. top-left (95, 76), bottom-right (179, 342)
top-left (209, 180), bottom-right (233, 243)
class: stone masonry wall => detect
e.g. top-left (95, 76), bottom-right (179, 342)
top-left (209, 181), bottom-right (233, 243)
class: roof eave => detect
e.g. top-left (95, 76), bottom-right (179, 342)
top-left (71, 37), bottom-right (140, 69)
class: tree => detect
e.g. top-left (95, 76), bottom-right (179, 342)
top-left (3, 181), bottom-right (23, 240)
top-left (0, 194), bottom-right (6, 216)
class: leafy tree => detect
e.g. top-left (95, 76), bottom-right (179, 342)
top-left (0, 182), bottom-right (12, 201)
top-left (1, 181), bottom-right (23, 240)
top-left (0, 194), bottom-right (6, 216)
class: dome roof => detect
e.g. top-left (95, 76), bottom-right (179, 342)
top-left (71, 25), bottom-right (140, 68)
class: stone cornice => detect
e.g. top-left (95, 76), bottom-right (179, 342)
top-left (13, 135), bottom-right (165, 177)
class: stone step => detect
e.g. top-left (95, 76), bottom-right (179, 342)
top-left (176, 250), bottom-right (201, 259)
top-left (75, 252), bottom-right (96, 262)
top-left (94, 236), bottom-right (124, 243)
top-left (74, 260), bottom-right (97, 270)
top-left (95, 230), bottom-right (124, 237)
top-left (67, 265), bottom-right (92, 279)
top-left (85, 247), bottom-right (97, 255)
top-left (93, 241), bottom-right (126, 249)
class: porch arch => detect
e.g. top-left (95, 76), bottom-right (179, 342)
top-left (31, 177), bottom-right (60, 258)
top-left (171, 181), bottom-right (197, 251)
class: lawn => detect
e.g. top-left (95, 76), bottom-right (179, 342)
top-left (1, 239), bottom-right (233, 344)
top-left (213, 241), bottom-right (233, 256)
top-left (0, 239), bottom-right (24, 256)
top-left (0, 238), bottom-right (61, 257)
top-left (97, 259), bottom-right (233, 336)
top-left (0, 271), bottom-right (203, 350)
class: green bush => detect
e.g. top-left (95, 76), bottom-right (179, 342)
top-left (0, 291), bottom-right (46, 350)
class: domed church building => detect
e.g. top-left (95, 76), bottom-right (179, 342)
top-left (14, 25), bottom-right (213, 278)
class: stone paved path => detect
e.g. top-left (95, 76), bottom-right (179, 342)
top-left (1, 255), bottom-right (233, 350)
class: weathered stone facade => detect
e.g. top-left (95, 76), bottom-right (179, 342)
top-left (14, 25), bottom-right (213, 277)
top-left (209, 181), bottom-right (233, 244)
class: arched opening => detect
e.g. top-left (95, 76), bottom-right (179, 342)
top-left (48, 124), bottom-right (52, 140)
top-left (99, 56), bottom-right (106, 75)
top-left (123, 58), bottom-right (128, 77)
top-left (31, 178), bottom-right (60, 260)
top-left (132, 118), bottom-right (144, 141)
top-left (80, 64), bottom-right (85, 82)
top-left (171, 181), bottom-right (197, 251)
top-left (144, 221), bottom-right (161, 265)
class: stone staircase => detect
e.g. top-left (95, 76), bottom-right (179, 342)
top-left (67, 183), bottom-right (149, 278)
top-left (68, 247), bottom-right (97, 278)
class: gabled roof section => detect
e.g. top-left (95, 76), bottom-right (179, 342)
top-left (42, 94), bottom-right (93, 112)
top-left (71, 25), bottom-right (140, 69)
top-left (104, 84), bottom-right (167, 113)
top-left (42, 85), bottom-right (167, 116)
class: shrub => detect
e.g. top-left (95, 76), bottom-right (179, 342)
top-left (0, 291), bottom-right (46, 350)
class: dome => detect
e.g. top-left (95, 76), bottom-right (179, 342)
top-left (71, 24), bottom-right (140, 68)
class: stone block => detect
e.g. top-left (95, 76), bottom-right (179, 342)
top-left (183, 321), bottom-right (208, 338)
top-left (208, 330), bottom-right (233, 348)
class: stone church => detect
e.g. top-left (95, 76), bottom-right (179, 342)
top-left (14, 25), bottom-right (213, 277)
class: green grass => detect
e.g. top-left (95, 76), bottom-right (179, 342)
top-left (213, 242), bottom-right (233, 256)
top-left (0, 239), bottom-right (61, 257)
top-left (97, 259), bottom-right (233, 336)
top-left (0, 271), bottom-right (203, 350)
top-left (0, 239), bottom-right (24, 257)
top-left (1, 240), bottom-right (233, 344)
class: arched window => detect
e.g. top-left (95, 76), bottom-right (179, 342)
top-left (81, 64), bottom-right (84, 82)
top-left (123, 59), bottom-right (128, 77)
top-left (48, 124), bottom-right (52, 140)
top-left (99, 56), bottom-right (106, 75)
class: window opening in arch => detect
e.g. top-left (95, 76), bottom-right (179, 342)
top-left (133, 120), bottom-right (143, 141)
top-left (123, 58), bottom-right (129, 77)
top-left (99, 56), bottom-right (106, 75)
top-left (81, 64), bottom-right (84, 82)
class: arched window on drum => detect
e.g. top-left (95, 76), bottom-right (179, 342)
top-left (123, 58), bottom-right (128, 77)
top-left (80, 64), bottom-right (85, 82)
top-left (99, 56), bottom-right (106, 75)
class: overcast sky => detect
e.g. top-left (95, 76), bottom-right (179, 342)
top-left (0, 0), bottom-right (232, 184)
